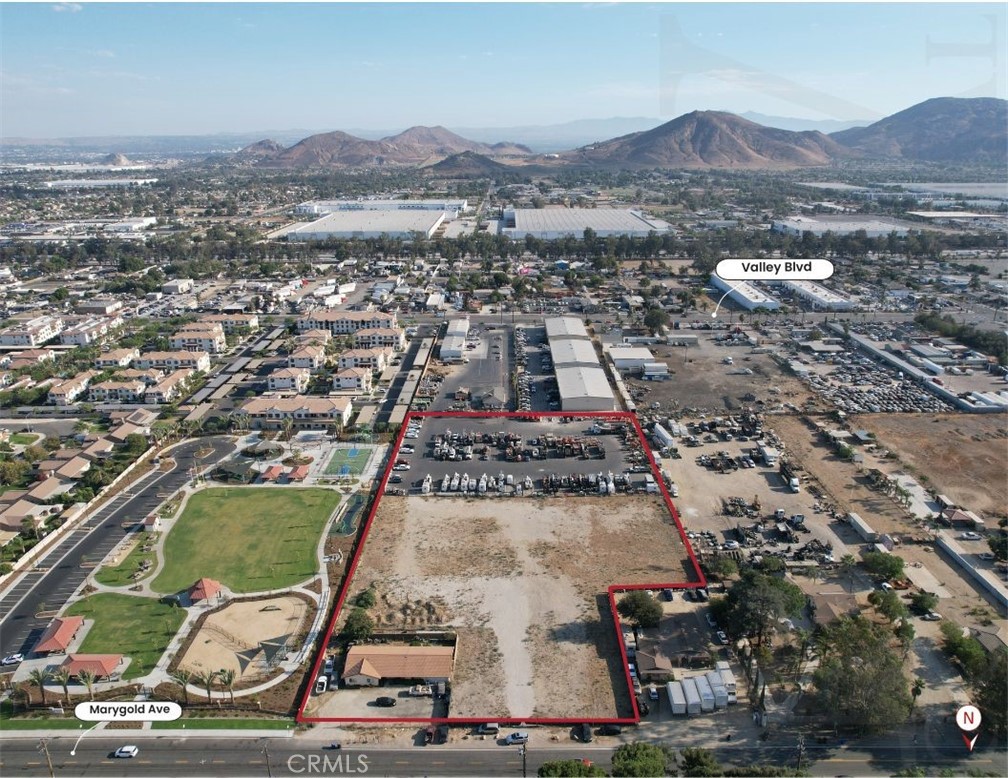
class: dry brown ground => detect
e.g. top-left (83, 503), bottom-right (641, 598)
top-left (179, 595), bottom-right (308, 680)
top-left (345, 494), bottom-right (689, 719)
top-left (850, 413), bottom-right (1008, 517)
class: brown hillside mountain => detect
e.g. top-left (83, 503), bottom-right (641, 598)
top-left (261, 130), bottom-right (398, 167)
top-left (234, 139), bottom-right (284, 160)
top-left (830, 97), bottom-right (1007, 165)
top-left (570, 111), bottom-right (850, 168)
top-left (100, 153), bottom-right (133, 166)
top-left (425, 151), bottom-right (510, 177)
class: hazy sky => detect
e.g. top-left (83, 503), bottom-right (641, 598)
top-left (2, 2), bottom-right (1005, 137)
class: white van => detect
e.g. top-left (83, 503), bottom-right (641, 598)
top-left (314, 675), bottom-right (328, 694)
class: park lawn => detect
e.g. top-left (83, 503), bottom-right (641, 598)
top-left (324, 447), bottom-right (370, 476)
top-left (9, 432), bottom-right (39, 445)
top-left (151, 487), bottom-right (341, 594)
top-left (94, 535), bottom-right (158, 588)
top-left (151, 718), bottom-right (294, 730)
top-left (64, 593), bottom-right (186, 680)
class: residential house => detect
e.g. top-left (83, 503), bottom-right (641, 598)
top-left (267, 367), bottom-right (310, 393)
top-left (333, 367), bottom-right (372, 392)
top-left (48, 371), bottom-right (97, 406)
top-left (287, 344), bottom-right (326, 372)
top-left (342, 643), bottom-right (455, 687)
top-left (145, 369), bottom-right (193, 404)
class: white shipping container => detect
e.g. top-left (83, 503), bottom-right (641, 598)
top-left (694, 674), bottom-right (716, 713)
top-left (706, 670), bottom-right (729, 709)
top-left (666, 680), bottom-right (687, 716)
top-left (681, 676), bottom-right (702, 716)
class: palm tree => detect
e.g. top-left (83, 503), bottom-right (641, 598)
top-left (77, 669), bottom-right (96, 701)
top-left (840, 554), bottom-right (858, 593)
top-left (27, 669), bottom-right (51, 706)
top-left (911, 678), bottom-right (926, 710)
top-left (170, 669), bottom-right (194, 706)
top-left (217, 668), bottom-right (236, 705)
top-left (52, 668), bottom-right (72, 704)
top-left (195, 670), bottom-right (218, 703)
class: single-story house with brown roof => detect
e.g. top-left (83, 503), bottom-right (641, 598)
top-left (342, 644), bottom-right (456, 687)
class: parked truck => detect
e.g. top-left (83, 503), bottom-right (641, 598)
top-left (666, 680), bottom-right (687, 716)
top-left (758, 445), bottom-right (779, 466)
top-left (779, 459), bottom-right (801, 493)
top-left (705, 670), bottom-right (729, 709)
top-left (681, 676), bottom-right (702, 716)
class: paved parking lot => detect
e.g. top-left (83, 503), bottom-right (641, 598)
top-left (310, 683), bottom-right (448, 720)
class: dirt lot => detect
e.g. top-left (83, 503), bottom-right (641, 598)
top-left (341, 493), bottom-right (692, 720)
top-left (627, 334), bottom-right (812, 413)
top-left (179, 595), bottom-right (308, 680)
top-left (850, 413), bottom-right (1008, 517)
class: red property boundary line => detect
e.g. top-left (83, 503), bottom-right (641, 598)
top-left (297, 410), bottom-right (706, 725)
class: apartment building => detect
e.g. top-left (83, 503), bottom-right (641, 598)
top-left (267, 367), bottom-right (311, 393)
top-left (353, 327), bottom-right (405, 351)
top-left (89, 380), bottom-right (146, 404)
top-left (297, 328), bottom-right (331, 346)
top-left (236, 396), bottom-right (353, 430)
top-left (60, 316), bottom-right (122, 346)
top-left (0, 315), bottom-right (64, 347)
top-left (337, 348), bottom-right (390, 371)
top-left (287, 344), bottom-right (326, 372)
top-left (48, 371), bottom-right (96, 406)
top-left (132, 350), bottom-right (211, 372)
top-left (297, 308), bottom-right (397, 336)
top-left (333, 367), bottom-right (372, 392)
top-left (170, 322), bottom-right (226, 354)
top-left (198, 313), bottom-right (260, 334)
top-left (145, 369), bottom-right (193, 404)
top-left (95, 348), bottom-right (140, 369)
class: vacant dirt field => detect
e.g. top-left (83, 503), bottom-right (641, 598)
top-left (850, 413), bottom-right (1008, 517)
top-left (179, 595), bottom-right (308, 680)
top-left (346, 494), bottom-right (690, 720)
top-left (628, 336), bottom-right (812, 413)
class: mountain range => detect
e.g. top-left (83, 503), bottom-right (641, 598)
top-left (232, 97), bottom-right (1005, 172)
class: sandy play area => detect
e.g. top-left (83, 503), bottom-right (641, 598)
top-left (345, 493), bottom-right (692, 720)
top-left (179, 595), bottom-right (309, 680)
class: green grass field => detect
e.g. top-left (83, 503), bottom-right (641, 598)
top-left (94, 535), bottom-right (158, 588)
top-left (324, 446), bottom-right (371, 476)
top-left (151, 718), bottom-right (294, 730)
top-left (9, 432), bottom-right (39, 445)
top-left (151, 487), bottom-right (341, 594)
top-left (64, 593), bottom-right (186, 680)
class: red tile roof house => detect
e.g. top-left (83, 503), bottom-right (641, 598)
top-left (33, 616), bottom-right (85, 655)
top-left (61, 653), bottom-right (123, 681)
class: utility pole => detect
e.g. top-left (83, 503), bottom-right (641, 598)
top-left (518, 744), bottom-right (527, 778)
top-left (797, 734), bottom-right (806, 772)
top-left (38, 739), bottom-right (54, 778)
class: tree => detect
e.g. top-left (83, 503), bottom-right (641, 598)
top-left (910, 677), bottom-right (925, 711)
top-left (355, 587), bottom-right (377, 609)
top-left (867, 589), bottom-right (908, 622)
top-left (53, 667), bottom-right (72, 704)
top-left (616, 590), bottom-right (663, 629)
top-left (939, 621), bottom-right (987, 678)
top-left (987, 531), bottom-right (1008, 561)
top-left (723, 570), bottom-right (804, 647)
top-left (195, 670), bottom-right (218, 702)
top-left (813, 616), bottom-right (912, 734)
top-left (27, 668), bottom-right (51, 706)
top-left (77, 669), bottom-right (97, 701)
top-left (218, 667), bottom-right (236, 705)
top-left (170, 669), bottom-right (193, 706)
top-left (703, 555), bottom-right (738, 581)
top-left (973, 647), bottom-right (1007, 739)
top-left (642, 306), bottom-right (670, 335)
top-left (51, 286), bottom-right (70, 302)
top-left (342, 608), bottom-right (374, 641)
top-left (611, 742), bottom-right (668, 777)
top-left (680, 747), bottom-right (722, 777)
top-left (909, 591), bottom-right (939, 615)
top-left (538, 759), bottom-right (606, 777)
top-left (861, 551), bottom-right (905, 581)
top-left (895, 619), bottom-right (916, 656)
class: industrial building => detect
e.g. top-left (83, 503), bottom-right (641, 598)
top-left (439, 317), bottom-right (470, 362)
top-left (771, 216), bottom-right (909, 238)
top-left (295, 198), bottom-right (468, 218)
top-left (710, 275), bottom-right (781, 312)
top-left (499, 208), bottom-right (671, 240)
top-left (287, 210), bottom-right (446, 241)
top-left (608, 346), bottom-right (656, 371)
top-left (774, 280), bottom-right (854, 311)
top-left (544, 315), bottom-right (616, 411)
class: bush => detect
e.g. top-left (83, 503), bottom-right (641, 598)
top-left (616, 590), bottom-right (663, 629)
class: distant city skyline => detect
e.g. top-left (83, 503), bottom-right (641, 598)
top-left (2, 2), bottom-right (1005, 138)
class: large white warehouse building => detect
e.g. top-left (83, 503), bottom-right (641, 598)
top-left (439, 317), bottom-right (470, 362)
top-left (545, 316), bottom-right (590, 341)
top-left (500, 208), bottom-right (671, 240)
top-left (710, 275), bottom-right (781, 312)
top-left (295, 198), bottom-right (468, 218)
top-left (775, 280), bottom-right (854, 311)
top-left (287, 210), bottom-right (446, 241)
top-left (544, 316), bottom-right (616, 411)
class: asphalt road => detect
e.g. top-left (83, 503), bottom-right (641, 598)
top-left (1, 735), bottom-right (1005, 777)
top-left (0, 437), bottom-right (236, 661)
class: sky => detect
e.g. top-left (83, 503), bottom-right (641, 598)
top-left (1, 1), bottom-right (1005, 138)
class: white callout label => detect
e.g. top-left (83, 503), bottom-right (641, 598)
top-left (715, 259), bottom-right (835, 281)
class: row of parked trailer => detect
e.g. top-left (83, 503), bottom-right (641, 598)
top-left (665, 662), bottom-right (738, 716)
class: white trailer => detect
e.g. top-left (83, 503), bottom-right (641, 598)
top-left (653, 423), bottom-right (675, 450)
top-left (758, 445), bottom-right (779, 466)
top-left (847, 511), bottom-right (878, 543)
top-left (694, 674), bottom-right (716, 713)
top-left (666, 681), bottom-right (687, 715)
top-left (681, 676), bottom-right (702, 716)
top-left (716, 665), bottom-right (737, 695)
top-left (706, 670), bottom-right (729, 709)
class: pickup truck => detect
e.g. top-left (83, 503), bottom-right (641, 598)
top-left (409, 684), bottom-right (433, 697)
